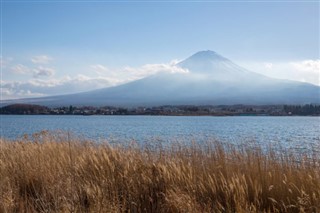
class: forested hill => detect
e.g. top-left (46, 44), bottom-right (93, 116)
top-left (0, 104), bottom-right (49, 115)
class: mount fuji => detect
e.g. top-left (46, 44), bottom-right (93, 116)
top-left (3, 50), bottom-right (320, 107)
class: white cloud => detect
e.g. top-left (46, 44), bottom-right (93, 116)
top-left (16, 90), bottom-right (45, 98)
top-left (91, 64), bottom-right (109, 74)
top-left (0, 84), bottom-right (45, 100)
top-left (9, 64), bottom-right (55, 78)
top-left (290, 60), bottom-right (320, 74)
top-left (33, 66), bottom-right (55, 77)
top-left (138, 63), bottom-right (189, 75)
top-left (92, 61), bottom-right (188, 80)
top-left (0, 57), bottom-right (13, 68)
top-left (239, 59), bottom-right (320, 86)
top-left (31, 55), bottom-right (53, 64)
top-left (2, 61), bottom-right (189, 99)
top-left (264, 62), bottom-right (273, 69)
top-left (10, 64), bottom-right (31, 74)
top-left (169, 59), bottom-right (180, 65)
top-left (0, 75), bottom-right (122, 100)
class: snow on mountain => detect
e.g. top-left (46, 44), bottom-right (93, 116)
top-left (2, 50), bottom-right (320, 107)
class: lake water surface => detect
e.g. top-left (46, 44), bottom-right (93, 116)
top-left (1, 115), bottom-right (319, 153)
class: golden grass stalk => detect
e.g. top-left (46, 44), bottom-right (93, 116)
top-left (0, 131), bottom-right (319, 212)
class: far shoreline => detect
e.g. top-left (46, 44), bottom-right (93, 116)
top-left (1, 114), bottom-right (320, 117)
top-left (1, 103), bottom-right (320, 116)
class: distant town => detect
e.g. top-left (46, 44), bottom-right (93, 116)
top-left (1, 103), bottom-right (319, 116)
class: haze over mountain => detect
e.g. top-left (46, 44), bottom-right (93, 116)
top-left (2, 50), bottom-right (319, 107)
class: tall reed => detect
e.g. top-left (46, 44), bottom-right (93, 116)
top-left (0, 131), bottom-right (319, 212)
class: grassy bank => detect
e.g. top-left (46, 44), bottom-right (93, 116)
top-left (0, 131), bottom-right (319, 212)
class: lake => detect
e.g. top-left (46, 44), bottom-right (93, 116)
top-left (1, 115), bottom-right (319, 153)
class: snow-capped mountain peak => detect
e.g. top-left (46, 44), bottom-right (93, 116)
top-left (2, 50), bottom-right (319, 107)
top-left (178, 50), bottom-right (248, 76)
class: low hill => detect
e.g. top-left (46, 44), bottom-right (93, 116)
top-left (0, 104), bottom-right (49, 114)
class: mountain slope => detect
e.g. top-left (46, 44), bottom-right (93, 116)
top-left (2, 50), bottom-right (320, 107)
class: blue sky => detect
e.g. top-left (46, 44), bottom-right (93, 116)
top-left (1, 1), bottom-right (319, 99)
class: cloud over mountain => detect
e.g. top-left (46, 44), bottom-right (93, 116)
top-left (33, 66), bottom-right (55, 78)
top-left (2, 50), bottom-right (319, 106)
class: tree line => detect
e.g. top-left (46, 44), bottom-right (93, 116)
top-left (283, 104), bottom-right (320, 115)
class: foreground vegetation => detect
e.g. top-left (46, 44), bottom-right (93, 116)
top-left (0, 131), bottom-right (319, 212)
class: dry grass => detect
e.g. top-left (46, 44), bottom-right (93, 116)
top-left (0, 131), bottom-right (319, 213)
